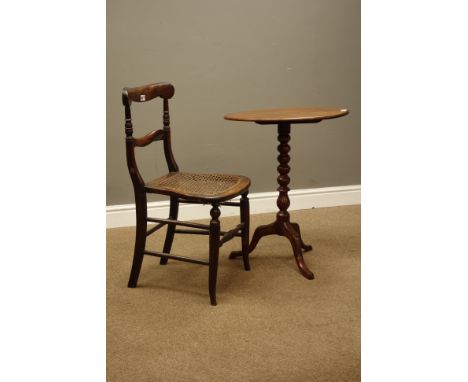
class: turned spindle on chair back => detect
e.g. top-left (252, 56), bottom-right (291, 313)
top-left (122, 82), bottom-right (179, 194)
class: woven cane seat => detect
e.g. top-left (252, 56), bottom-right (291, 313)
top-left (145, 172), bottom-right (251, 201)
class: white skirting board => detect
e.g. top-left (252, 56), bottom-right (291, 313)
top-left (106, 185), bottom-right (361, 229)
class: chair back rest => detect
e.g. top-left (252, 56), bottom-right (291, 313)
top-left (123, 82), bottom-right (175, 104)
top-left (122, 82), bottom-right (175, 135)
top-left (122, 82), bottom-right (179, 191)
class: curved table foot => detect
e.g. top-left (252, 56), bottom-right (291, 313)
top-left (281, 222), bottom-right (315, 280)
top-left (229, 220), bottom-right (315, 279)
top-left (229, 222), bottom-right (277, 259)
top-left (291, 222), bottom-right (313, 252)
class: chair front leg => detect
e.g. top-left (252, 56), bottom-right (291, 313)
top-left (160, 196), bottom-right (179, 265)
top-left (208, 203), bottom-right (221, 306)
top-left (128, 193), bottom-right (147, 288)
top-left (240, 192), bottom-right (251, 271)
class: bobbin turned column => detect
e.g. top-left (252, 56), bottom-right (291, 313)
top-left (274, 123), bottom-right (314, 279)
top-left (230, 122), bottom-right (314, 279)
top-left (276, 123), bottom-right (292, 223)
top-left (275, 123), bottom-right (312, 249)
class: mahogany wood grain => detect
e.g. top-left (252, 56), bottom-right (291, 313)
top-left (124, 82), bottom-right (174, 103)
top-left (224, 107), bottom-right (348, 124)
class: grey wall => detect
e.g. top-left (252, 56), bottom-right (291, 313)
top-left (107, 0), bottom-right (360, 206)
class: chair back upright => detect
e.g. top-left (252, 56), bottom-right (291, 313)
top-left (122, 82), bottom-right (179, 193)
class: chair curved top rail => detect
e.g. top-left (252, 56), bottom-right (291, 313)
top-left (122, 82), bottom-right (175, 105)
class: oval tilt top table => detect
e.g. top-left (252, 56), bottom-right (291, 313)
top-left (225, 107), bottom-right (349, 280)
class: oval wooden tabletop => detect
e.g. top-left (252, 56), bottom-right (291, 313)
top-left (224, 107), bottom-right (349, 124)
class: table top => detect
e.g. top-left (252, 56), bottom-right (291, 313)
top-left (224, 107), bottom-right (348, 124)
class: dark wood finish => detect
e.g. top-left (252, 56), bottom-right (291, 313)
top-left (144, 250), bottom-right (209, 266)
top-left (162, 98), bottom-right (179, 172)
top-left (219, 201), bottom-right (241, 207)
top-left (226, 108), bottom-right (348, 279)
top-left (291, 222), bottom-right (313, 252)
top-left (127, 193), bottom-right (147, 288)
top-left (218, 223), bottom-right (245, 247)
top-left (174, 229), bottom-right (211, 236)
top-left (122, 82), bottom-right (251, 305)
top-left (239, 193), bottom-right (250, 271)
top-left (208, 205), bottom-right (221, 306)
top-left (134, 130), bottom-right (165, 147)
top-left (146, 217), bottom-right (210, 230)
top-left (160, 196), bottom-right (178, 265)
top-left (174, 228), bottom-right (236, 236)
top-left (146, 222), bottom-right (166, 237)
top-left (229, 123), bottom-right (314, 278)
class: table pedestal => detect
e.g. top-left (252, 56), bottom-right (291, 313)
top-left (230, 122), bottom-right (314, 279)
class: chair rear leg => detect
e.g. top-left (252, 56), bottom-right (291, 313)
top-left (240, 192), bottom-right (251, 271)
top-left (208, 204), bottom-right (221, 306)
top-left (160, 196), bottom-right (179, 265)
top-left (128, 195), bottom-right (147, 288)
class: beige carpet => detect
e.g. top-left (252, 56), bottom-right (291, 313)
top-left (107, 206), bottom-right (360, 382)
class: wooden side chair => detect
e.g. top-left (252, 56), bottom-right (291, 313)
top-left (122, 82), bottom-right (251, 305)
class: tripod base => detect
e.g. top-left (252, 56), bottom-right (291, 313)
top-left (229, 219), bottom-right (314, 280)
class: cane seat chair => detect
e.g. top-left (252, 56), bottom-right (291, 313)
top-left (122, 82), bottom-right (251, 305)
